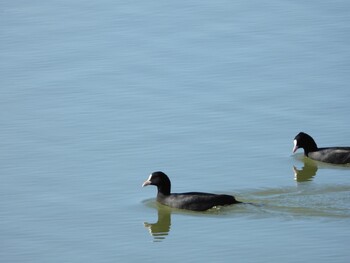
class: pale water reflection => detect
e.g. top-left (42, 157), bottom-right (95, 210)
top-left (144, 203), bottom-right (171, 242)
top-left (293, 158), bottom-right (318, 182)
top-left (143, 200), bottom-right (245, 242)
top-left (293, 154), bottom-right (350, 182)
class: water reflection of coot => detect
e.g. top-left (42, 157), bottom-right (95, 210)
top-left (144, 204), bottom-right (171, 242)
top-left (293, 158), bottom-right (318, 182)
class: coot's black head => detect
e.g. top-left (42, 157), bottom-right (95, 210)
top-left (293, 132), bottom-right (318, 155)
top-left (142, 171), bottom-right (171, 195)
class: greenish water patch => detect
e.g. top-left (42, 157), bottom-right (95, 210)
top-left (293, 154), bottom-right (350, 182)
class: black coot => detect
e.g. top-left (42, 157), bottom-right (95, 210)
top-left (142, 171), bottom-right (240, 211)
top-left (292, 132), bottom-right (350, 164)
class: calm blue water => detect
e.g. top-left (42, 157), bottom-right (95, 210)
top-left (1, 1), bottom-right (350, 262)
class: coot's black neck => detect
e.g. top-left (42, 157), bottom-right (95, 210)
top-left (157, 183), bottom-right (171, 196)
top-left (304, 137), bottom-right (318, 156)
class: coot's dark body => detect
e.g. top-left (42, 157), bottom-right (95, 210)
top-left (142, 171), bottom-right (239, 211)
top-left (293, 132), bottom-right (350, 164)
top-left (156, 192), bottom-right (237, 211)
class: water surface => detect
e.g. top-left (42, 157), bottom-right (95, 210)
top-left (1, 1), bottom-right (350, 262)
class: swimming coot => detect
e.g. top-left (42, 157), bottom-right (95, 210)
top-left (292, 132), bottom-right (350, 164)
top-left (142, 171), bottom-right (240, 211)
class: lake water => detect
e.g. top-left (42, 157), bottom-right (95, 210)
top-left (1, 1), bottom-right (350, 262)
